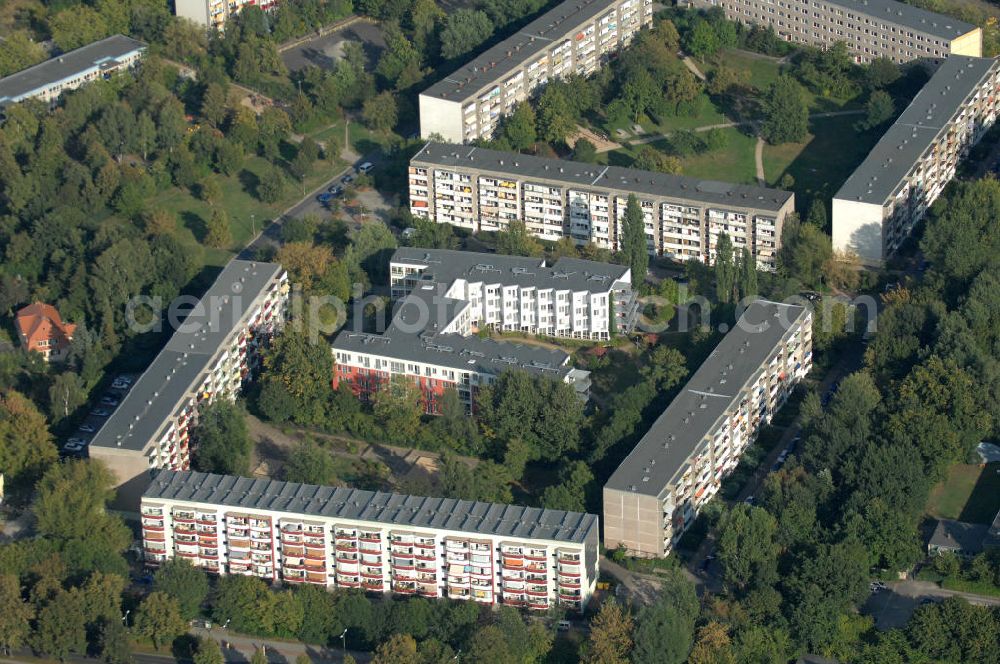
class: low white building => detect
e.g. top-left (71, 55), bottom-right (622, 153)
top-left (142, 470), bottom-right (600, 611)
top-left (390, 248), bottom-right (638, 340)
top-left (0, 35), bottom-right (145, 109)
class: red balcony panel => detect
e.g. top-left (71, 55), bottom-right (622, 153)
top-left (338, 579), bottom-right (361, 588)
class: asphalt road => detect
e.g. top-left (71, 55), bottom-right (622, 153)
top-left (238, 146), bottom-right (382, 260)
top-left (862, 579), bottom-right (1000, 630)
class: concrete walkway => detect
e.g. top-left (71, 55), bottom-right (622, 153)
top-left (628, 109), bottom-right (866, 146)
top-left (681, 54), bottom-right (707, 81)
top-left (755, 135), bottom-right (766, 185)
top-left (190, 625), bottom-right (371, 663)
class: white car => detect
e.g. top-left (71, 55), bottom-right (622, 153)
top-left (358, 161), bottom-right (374, 175)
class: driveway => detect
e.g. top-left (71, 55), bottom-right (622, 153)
top-left (862, 579), bottom-right (1000, 630)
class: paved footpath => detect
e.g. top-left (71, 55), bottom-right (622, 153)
top-left (190, 626), bottom-right (371, 663)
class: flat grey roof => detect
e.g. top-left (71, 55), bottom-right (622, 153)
top-left (392, 248), bottom-right (630, 294)
top-left (421, 0), bottom-right (615, 101)
top-left (90, 260), bottom-right (283, 452)
top-left (835, 56), bottom-right (996, 205)
top-left (145, 469), bottom-right (599, 544)
top-left (0, 35), bottom-right (145, 104)
top-left (333, 288), bottom-right (576, 379)
top-left (605, 300), bottom-right (807, 497)
top-left (414, 142), bottom-right (792, 212)
top-left (825, 0), bottom-right (976, 40)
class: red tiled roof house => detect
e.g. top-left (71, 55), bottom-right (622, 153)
top-left (15, 302), bottom-right (76, 362)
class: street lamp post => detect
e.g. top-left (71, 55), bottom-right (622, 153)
top-left (339, 628), bottom-right (348, 655)
top-left (122, 610), bottom-right (130, 625)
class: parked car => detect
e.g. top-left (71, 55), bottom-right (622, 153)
top-left (63, 441), bottom-right (86, 453)
top-left (357, 161), bottom-right (374, 175)
top-left (100, 395), bottom-right (120, 406)
top-left (111, 380), bottom-right (130, 390)
top-left (557, 620), bottom-right (571, 632)
top-left (327, 184), bottom-right (343, 196)
top-left (91, 408), bottom-right (111, 417)
top-left (78, 423), bottom-right (96, 433)
top-left (116, 375), bottom-right (134, 385)
top-left (67, 437), bottom-right (89, 446)
top-left (341, 173), bottom-right (355, 185)
top-left (316, 192), bottom-right (333, 204)
top-left (743, 495), bottom-right (755, 505)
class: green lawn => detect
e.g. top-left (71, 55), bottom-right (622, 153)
top-left (762, 114), bottom-right (879, 204)
top-left (149, 150), bottom-right (347, 267)
top-left (701, 48), bottom-right (784, 91)
top-left (926, 462), bottom-right (1000, 524)
top-left (678, 127), bottom-right (758, 184)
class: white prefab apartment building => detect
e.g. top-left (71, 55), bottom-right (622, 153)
top-left (0, 35), bottom-right (145, 109)
top-left (175, 0), bottom-right (279, 30)
top-left (89, 260), bottom-right (289, 509)
top-left (389, 248), bottom-right (639, 339)
top-left (409, 143), bottom-right (794, 270)
top-left (332, 282), bottom-right (592, 414)
top-left (419, 0), bottom-right (652, 142)
top-left (603, 300), bottom-right (812, 557)
top-left (689, 0), bottom-right (981, 63)
top-left (142, 470), bottom-right (600, 611)
top-left (833, 55), bottom-right (1000, 264)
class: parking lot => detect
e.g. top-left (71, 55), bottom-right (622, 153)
top-left (61, 374), bottom-right (136, 458)
top-left (280, 21), bottom-right (385, 72)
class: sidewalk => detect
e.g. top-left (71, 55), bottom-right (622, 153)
top-left (190, 626), bottom-right (371, 663)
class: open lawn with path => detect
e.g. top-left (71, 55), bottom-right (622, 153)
top-left (926, 462), bottom-right (1000, 524)
top-left (149, 152), bottom-right (348, 268)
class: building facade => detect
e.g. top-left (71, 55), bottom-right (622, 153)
top-left (332, 284), bottom-right (591, 414)
top-left (14, 302), bottom-right (77, 362)
top-left (689, 0), bottom-right (981, 63)
top-left (389, 248), bottom-right (638, 339)
top-left (603, 300), bottom-right (812, 557)
top-left (142, 470), bottom-right (599, 611)
top-left (833, 55), bottom-right (1000, 264)
top-left (419, 0), bottom-right (652, 142)
top-left (409, 143), bottom-right (793, 270)
top-left (0, 35), bottom-right (145, 109)
top-left (175, 0), bottom-right (279, 30)
top-left (89, 260), bottom-right (289, 509)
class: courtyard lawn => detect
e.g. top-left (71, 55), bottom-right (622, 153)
top-left (762, 114), bottom-right (879, 204)
top-left (926, 462), bottom-right (1000, 524)
top-left (702, 48), bottom-right (785, 92)
top-left (677, 127), bottom-right (758, 184)
top-left (148, 151), bottom-right (347, 267)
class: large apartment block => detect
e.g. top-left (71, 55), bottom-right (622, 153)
top-left (0, 35), bottom-right (145, 109)
top-left (603, 300), bottom-right (812, 557)
top-left (419, 0), bottom-right (652, 142)
top-left (833, 55), bottom-right (1000, 264)
top-left (142, 470), bottom-right (599, 611)
top-left (689, 0), bottom-right (981, 63)
top-left (175, 0), bottom-right (278, 30)
top-left (89, 260), bottom-right (289, 508)
top-left (389, 248), bottom-right (639, 340)
top-left (332, 284), bottom-right (591, 414)
top-left (409, 143), bottom-right (793, 270)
